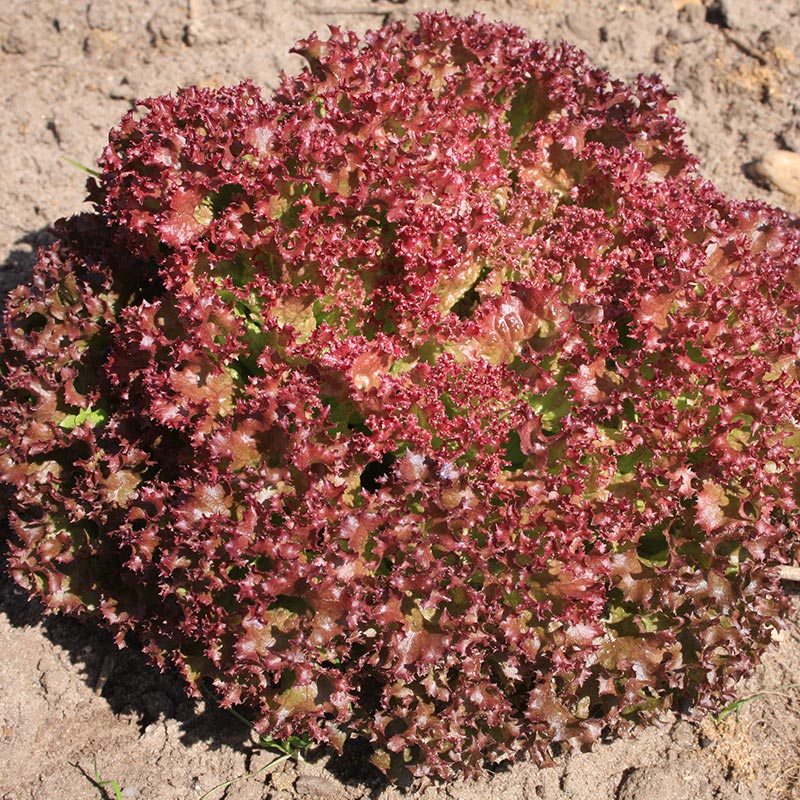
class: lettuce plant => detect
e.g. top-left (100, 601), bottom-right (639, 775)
top-left (1, 12), bottom-right (798, 780)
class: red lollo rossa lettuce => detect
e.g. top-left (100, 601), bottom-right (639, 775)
top-left (1, 11), bottom-right (799, 780)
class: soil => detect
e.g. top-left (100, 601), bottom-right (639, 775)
top-left (1, 1), bottom-right (799, 799)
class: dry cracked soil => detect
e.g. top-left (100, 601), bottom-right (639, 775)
top-left (1, 1), bottom-right (800, 799)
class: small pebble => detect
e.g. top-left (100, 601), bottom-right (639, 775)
top-left (751, 149), bottom-right (800, 196)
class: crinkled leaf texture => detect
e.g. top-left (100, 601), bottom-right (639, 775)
top-left (1, 12), bottom-right (798, 781)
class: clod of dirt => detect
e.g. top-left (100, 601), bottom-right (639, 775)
top-left (565, 8), bottom-right (603, 44)
top-left (716, 0), bottom-right (756, 31)
top-left (1, 30), bottom-right (29, 55)
top-left (615, 764), bottom-right (713, 800)
top-left (294, 774), bottom-right (341, 797)
top-left (750, 149), bottom-right (800, 196)
top-left (779, 122), bottom-right (800, 153)
top-left (705, 0), bottom-right (756, 31)
top-left (677, 2), bottom-right (706, 30)
top-left (270, 763), bottom-right (298, 794)
top-left (669, 720), bottom-right (698, 750)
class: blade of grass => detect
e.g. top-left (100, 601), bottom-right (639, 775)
top-left (715, 683), bottom-right (800, 722)
top-left (70, 757), bottom-right (124, 800)
top-left (198, 752), bottom-right (292, 800)
top-left (60, 155), bottom-right (100, 177)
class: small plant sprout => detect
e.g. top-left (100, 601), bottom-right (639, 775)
top-left (70, 758), bottom-right (125, 800)
top-left (197, 751), bottom-right (296, 800)
top-left (714, 684), bottom-right (800, 723)
top-left (201, 681), bottom-right (314, 757)
top-left (196, 682), bottom-right (312, 798)
top-left (59, 154), bottom-right (101, 177)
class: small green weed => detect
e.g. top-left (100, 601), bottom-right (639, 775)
top-left (197, 683), bottom-right (313, 800)
top-left (197, 751), bottom-right (294, 800)
top-left (715, 683), bottom-right (800, 722)
top-left (217, 698), bottom-right (312, 756)
top-left (60, 154), bottom-right (100, 177)
top-left (71, 757), bottom-right (124, 800)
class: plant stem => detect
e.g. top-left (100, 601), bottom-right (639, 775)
top-left (197, 752), bottom-right (292, 800)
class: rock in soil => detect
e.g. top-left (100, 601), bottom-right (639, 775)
top-left (750, 150), bottom-right (800, 197)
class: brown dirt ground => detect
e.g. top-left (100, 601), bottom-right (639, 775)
top-left (1, 1), bottom-right (799, 799)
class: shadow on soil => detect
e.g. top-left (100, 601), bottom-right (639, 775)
top-left (0, 228), bottom-right (54, 309)
top-left (0, 550), bottom-right (390, 794)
